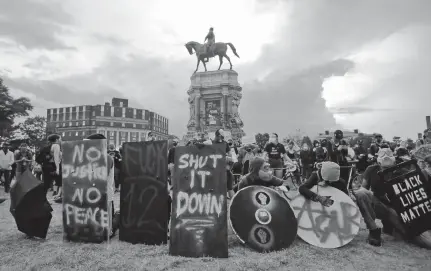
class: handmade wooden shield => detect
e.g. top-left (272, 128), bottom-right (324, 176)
top-left (169, 144), bottom-right (228, 258)
top-left (379, 160), bottom-right (431, 237)
top-left (229, 186), bottom-right (297, 252)
top-left (119, 141), bottom-right (169, 245)
top-left (288, 186), bottom-right (360, 248)
top-left (62, 139), bottom-right (109, 243)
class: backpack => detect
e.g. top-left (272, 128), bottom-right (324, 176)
top-left (35, 143), bottom-right (53, 165)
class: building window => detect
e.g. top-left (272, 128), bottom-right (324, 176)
top-left (62, 132), bottom-right (65, 137)
top-left (76, 122), bottom-right (79, 126)
top-left (133, 123), bottom-right (136, 128)
top-left (110, 122), bottom-right (114, 126)
top-left (92, 121), bottom-right (95, 126)
top-left (122, 123), bottom-right (125, 127)
top-left (76, 131), bottom-right (79, 136)
top-left (69, 122), bottom-right (72, 126)
top-left (56, 123), bottom-right (59, 127)
top-left (82, 121), bottom-right (85, 126)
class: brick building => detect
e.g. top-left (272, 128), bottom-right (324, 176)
top-left (46, 98), bottom-right (169, 147)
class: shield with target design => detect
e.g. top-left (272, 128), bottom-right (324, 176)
top-left (229, 186), bottom-right (298, 252)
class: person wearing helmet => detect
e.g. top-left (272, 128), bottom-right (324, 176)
top-left (204, 27), bottom-right (216, 63)
top-left (354, 148), bottom-right (431, 248)
top-left (298, 161), bottom-right (348, 207)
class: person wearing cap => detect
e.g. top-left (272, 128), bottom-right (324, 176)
top-left (354, 148), bottom-right (431, 248)
top-left (236, 157), bottom-right (289, 192)
top-left (0, 142), bottom-right (14, 193)
top-left (85, 133), bottom-right (117, 238)
top-left (298, 161), bottom-right (348, 207)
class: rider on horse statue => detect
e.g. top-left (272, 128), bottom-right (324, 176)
top-left (204, 27), bottom-right (215, 63)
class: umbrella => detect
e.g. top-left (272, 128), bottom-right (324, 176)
top-left (229, 186), bottom-right (298, 252)
top-left (10, 169), bottom-right (53, 239)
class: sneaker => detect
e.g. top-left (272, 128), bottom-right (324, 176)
top-left (367, 228), bottom-right (382, 247)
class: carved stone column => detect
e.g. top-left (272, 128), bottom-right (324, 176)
top-left (195, 94), bottom-right (201, 130)
top-left (222, 89), bottom-right (229, 125)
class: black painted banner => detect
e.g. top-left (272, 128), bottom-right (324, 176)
top-left (169, 144), bottom-right (228, 258)
top-left (119, 141), bottom-right (169, 244)
top-left (61, 139), bottom-right (109, 243)
top-left (382, 165), bottom-right (431, 237)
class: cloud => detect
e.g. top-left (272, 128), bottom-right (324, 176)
top-left (0, 0), bottom-right (74, 50)
top-left (1, 0), bottom-right (431, 140)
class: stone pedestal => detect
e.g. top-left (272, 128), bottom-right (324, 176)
top-left (185, 70), bottom-right (245, 142)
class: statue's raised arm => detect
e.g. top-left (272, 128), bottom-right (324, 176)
top-left (184, 27), bottom-right (240, 74)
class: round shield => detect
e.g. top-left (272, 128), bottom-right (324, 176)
top-left (288, 186), bottom-right (361, 248)
top-left (229, 186), bottom-right (298, 252)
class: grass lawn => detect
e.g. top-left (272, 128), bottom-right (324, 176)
top-left (0, 188), bottom-right (430, 271)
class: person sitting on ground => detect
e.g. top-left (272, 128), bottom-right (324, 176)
top-left (354, 148), bottom-right (431, 248)
top-left (236, 157), bottom-right (289, 192)
top-left (298, 161), bottom-right (348, 207)
top-left (85, 133), bottom-right (118, 238)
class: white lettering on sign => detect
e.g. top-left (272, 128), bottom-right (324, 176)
top-left (176, 191), bottom-right (224, 218)
top-left (178, 154), bottom-right (223, 170)
top-left (64, 143), bottom-right (107, 181)
top-left (64, 204), bottom-right (109, 228)
top-left (392, 174), bottom-right (431, 224)
top-left (71, 187), bottom-right (103, 205)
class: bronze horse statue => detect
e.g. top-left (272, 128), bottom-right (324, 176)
top-left (185, 41), bottom-right (240, 73)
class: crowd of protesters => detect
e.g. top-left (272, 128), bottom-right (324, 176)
top-left (1, 128), bottom-right (430, 248)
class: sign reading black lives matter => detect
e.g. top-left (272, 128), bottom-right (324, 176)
top-left (119, 141), bottom-right (168, 245)
top-left (383, 168), bottom-right (431, 237)
top-left (169, 144), bottom-right (228, 258)
top-left (62, 139), bottom-right (109, 243)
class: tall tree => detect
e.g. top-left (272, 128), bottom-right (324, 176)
top-left (0, 77), bottom-right (33, 138)
top-left (17, 116), bottom-right (47, 149)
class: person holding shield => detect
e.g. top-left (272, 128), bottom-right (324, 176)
top-left (354, 148), bottom-right (431, 248)
top-left (298, 161), bottom-right (348, 207)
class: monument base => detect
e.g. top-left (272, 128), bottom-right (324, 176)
top-left (184, 69), bottom-right (245, 143)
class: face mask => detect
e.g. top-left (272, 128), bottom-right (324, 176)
top-left (259, 170), bottom-right (273, 181)
top-left (173, 142), bottom-right (178, 146)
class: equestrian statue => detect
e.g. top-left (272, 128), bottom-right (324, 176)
top-left (185, 27), bottom-right (240, 73)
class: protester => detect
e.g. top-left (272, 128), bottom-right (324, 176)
top-left (354, 148), bottom-right (431, 248)
top-left (236, 157), bottom-right (289, 192)
top-left (369, 133), bottom-right (383, 157)
top-left (298, 161), bottom-right (348, 207)
top-left (0, 142), bottom-right (14, 193)
top-left (37, 134), bottom-right (62, 197)
top-left (107, 144), bottom-right (122, 193)
top-left (212, 129), bottom-right (235, 198)
top-left (299, 143), bottom-right (314, 179)
top-left (14, 143), bottom-right (33, 181)
top-left (264, 133), bottom-right (293, 179)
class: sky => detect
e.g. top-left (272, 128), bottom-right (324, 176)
top-left (1, 0), bottom-right (430, 140)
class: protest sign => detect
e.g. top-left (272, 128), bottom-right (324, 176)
top-left (381, 165), bottom-right (431, 237)
top-left (169, 144), bottom-right (228, 258)
top-left (119, 141), bottom-right (169, 244)
top-left (62, 139), bottom-right (109, 243)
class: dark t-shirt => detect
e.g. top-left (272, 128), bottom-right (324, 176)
top-left (168, 147), bottom-right (175, 164)
top-left (212, 140), bottom-right (230, 154)
top-left (264, 143), bottom-right (286, 160)
top-left (299, 172), bottom-right (348, 200)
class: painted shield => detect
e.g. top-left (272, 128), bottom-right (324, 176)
top-left (229, 186), bottom-right (298, 252)
top-left (288, 186), bottom-right (361, 248)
